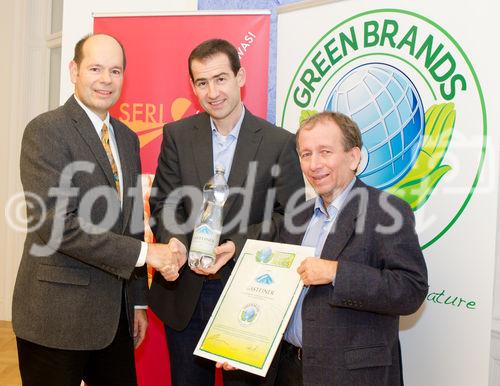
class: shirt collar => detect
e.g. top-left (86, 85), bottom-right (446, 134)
top-left (210, 104), bottom-right (245, 140)
top-left (74, 94), bottom-right (111, 135)
top-left (314, 177), bottom-right (356, 219)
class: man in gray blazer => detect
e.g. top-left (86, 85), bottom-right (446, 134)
top-left (271, 112), bottom-right (429, 386)
top-left (12, 34), bottom-right (185, 386)
top-left (148, 39), bottom-right (305, 386)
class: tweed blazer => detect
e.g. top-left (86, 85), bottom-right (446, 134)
top-left (12, 96), bottom-right (147, 350)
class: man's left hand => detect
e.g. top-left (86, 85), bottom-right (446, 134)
top-left (298, 257), bottom-right (338, 286)
top-left (133, 309), bottom-right (148, 348)
top-left (192, 241), bottom-right (236, 276)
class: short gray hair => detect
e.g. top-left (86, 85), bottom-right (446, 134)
top-left (296, 111), bottom-right (362, 151)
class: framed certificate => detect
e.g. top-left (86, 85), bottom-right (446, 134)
top-left (193, 239), bottom-right (314, 376)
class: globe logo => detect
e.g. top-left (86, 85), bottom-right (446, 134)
top-left (239, 304), bottom-right (259, 324)
top-left (255, 247), bottom-right (272, 264)
top-left (324, 63), bottom-right (425, 189)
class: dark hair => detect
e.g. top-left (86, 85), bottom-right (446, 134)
top-left (296, 111), bottom-right (363, 151)
top-left (188, 38), bottom-right (240, 80)
top-left (73, 33), bottom-right (127, 70)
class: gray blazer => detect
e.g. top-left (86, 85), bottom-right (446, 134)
top-left (12, 96), bottom-right (147, 350)
top-left (148, 108), bottom-right (305, 331)
top-left (279, 179), bottom-right (428, 386)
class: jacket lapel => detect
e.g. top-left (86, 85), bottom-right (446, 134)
top-left (321, 179), bottom-right (365, 261)
top-left (191, 114), bottom-right (214, 189)
top-left (112, 117), bottom-right (132, 232)
top-left (224, 110), bottom-right (263, 217)
top-left (66, 96), bottom-right (118, 191)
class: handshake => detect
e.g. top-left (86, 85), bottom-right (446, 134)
top-left (144, 238), bottom-right (237, 281)
top-left (145, 238), bottom-right (187, 281)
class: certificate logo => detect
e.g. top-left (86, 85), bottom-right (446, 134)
top-left (255, 247), bottom-right (273, 263)
top-left (255, 248), bottom-right (296, 268)
top-left (280, 9), bottom-right (487, 249)
top-left (239, 304), bottom-right (260, 325)
top-left (255, 273), bottom-right (274, 285)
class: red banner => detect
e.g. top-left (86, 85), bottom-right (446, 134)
top-left (94, 13), bottom-right (270, 173)
top-left (94, 13), bottom-right (270, 386)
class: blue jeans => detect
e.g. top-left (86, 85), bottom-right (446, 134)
top-left (165, 279), bottom-right (265, 386)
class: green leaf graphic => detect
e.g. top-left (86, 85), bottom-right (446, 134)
top-left (299, 109), bottom-right (318, 124)
top-left (387, 103), bottom-right (456, 210)
top-left (388, 165), bottom-right (451, 210)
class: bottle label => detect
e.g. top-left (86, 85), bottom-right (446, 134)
top-left (190, 224), bottom-right (221, 257)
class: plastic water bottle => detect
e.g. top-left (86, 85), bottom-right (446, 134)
top-left (188, 165), bottom-right (229, 269)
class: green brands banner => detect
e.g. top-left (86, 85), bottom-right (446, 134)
top-left (276, 1), bottom-right (498, 385)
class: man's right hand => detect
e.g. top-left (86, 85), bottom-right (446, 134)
top-left (146, 238), bottom-right (187, 281)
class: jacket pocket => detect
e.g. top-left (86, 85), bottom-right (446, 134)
top-left (36, 264), bottom-right (90, 286)
top-left (344, 344), bottom-right (392, 370)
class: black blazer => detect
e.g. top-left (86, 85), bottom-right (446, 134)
top-left (148, 108), bottom-right (305, 330)
top-left (13, 96), bottom-right (147, 350)
top-left (278, 179), bottom-right (428, 386)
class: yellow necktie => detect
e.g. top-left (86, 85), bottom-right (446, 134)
top-left (101, 123), bottom-right (121, 197)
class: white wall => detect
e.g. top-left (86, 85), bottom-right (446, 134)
top-left (0, 0), bottom-right (17, 322)
top-left (0, 0), bottom-right (54, 321)
top-left (490, 118), bottom-right (500, 385)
